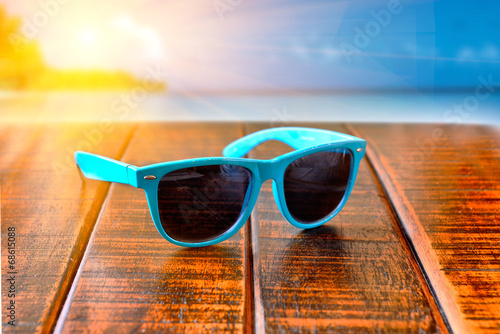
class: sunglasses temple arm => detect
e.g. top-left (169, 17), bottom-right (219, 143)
top-left (74, 151), bottom-right (137, 186)
top-left (223, 127), bottom-right (360, 158)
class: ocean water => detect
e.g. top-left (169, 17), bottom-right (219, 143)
top-left (1, 91), bottom-right (499, 125)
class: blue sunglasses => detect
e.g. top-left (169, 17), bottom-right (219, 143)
top-left (75, 127), bottom-right (366, 247)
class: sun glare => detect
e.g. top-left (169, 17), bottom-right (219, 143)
top-left (112, 15), bottom-right (134, 31)
top-left (79, 29), bottom-right (97, 46)
top-left (112, 14), bottom-right (164, 60)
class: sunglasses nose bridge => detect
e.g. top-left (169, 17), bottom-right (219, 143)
top-left (257, 160), bottom-right (280, 182)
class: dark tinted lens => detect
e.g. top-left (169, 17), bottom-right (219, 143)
top-left (158, 165), bottom-right (251, 243)
top-left (283, 149), bottom-right (352, 224)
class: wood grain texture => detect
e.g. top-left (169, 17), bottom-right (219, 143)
top-left (350, 124), bottom-right (500, 334)
top-left (0, 123), bottom-right (134, 333)
top-left (245, 123), bottom-right (446, 333)
top-left (61, 123), bottom-right (250, 333)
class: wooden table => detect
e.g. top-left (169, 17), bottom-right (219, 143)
top-left (1, 122), bottom-right (499, 333)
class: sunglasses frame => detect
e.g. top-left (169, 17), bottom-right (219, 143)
top-left (75, 127), bottom-right (366, 247)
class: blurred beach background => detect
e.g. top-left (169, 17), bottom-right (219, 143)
top-left (0, 0), bottom-right (499, 124)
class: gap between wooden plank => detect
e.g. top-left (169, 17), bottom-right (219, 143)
top-left (350, 127), bottom-right (450, 334)
top-left (49, 124), bottom-right (137, 334)
top-left (244, 211), bottom-right (255, 334)
top-left (346, 124), bottom-right (466, 334)
top-left (249, 209), bottom-right (265, 334)
top-left (53, 183), bottom-right (116, 334)
top-left (241, 121), bottom-right (255, 334)
top-left (241, 123), bottom-right (263, 334)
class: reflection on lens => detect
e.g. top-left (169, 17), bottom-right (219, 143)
top-left (158, 165), bottom-right (251, 243)
top-left (283, 149), bottom-right (352, 224)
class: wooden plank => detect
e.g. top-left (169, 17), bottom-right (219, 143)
top-left (349, 124), bottom-right (500, 333)
top-left (245, 123), bottom-right (447, 333)
top-left (60, 123), bottom-right (250, 333)
top-left (0, 123), bottom-right (134, 333)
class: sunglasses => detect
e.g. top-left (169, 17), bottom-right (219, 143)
top-left (75, 127), bottom-right (366, 247)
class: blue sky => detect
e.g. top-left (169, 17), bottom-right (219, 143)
top-left (3, 0), bottom-right (500, 92)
